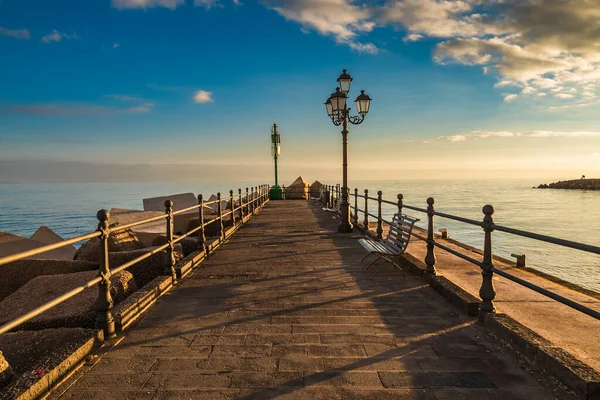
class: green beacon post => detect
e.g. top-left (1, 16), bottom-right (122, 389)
top-left (269, 121), bottom-right (283, 200)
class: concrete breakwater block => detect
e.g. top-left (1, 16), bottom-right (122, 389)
top-left (310, 180), bottom-right (323, 198)
top-left (0, 270), bottom-right (137, 331)
top-left (186, 216), bottom-right (233, 238)
top-left (143, 192), bottom-right (197, 213)
top-left (0, 230), bottom-right (74, 261)
top-left (108, 246), bottom-right (183, 288)
top-left (286, 176), bottom-right (310, 199)
top-left (109, 208), bottom-right (165, 246)
top-left (74, 226), bottom-right (146, 263)
top-left (152, 235), bottom-right (197, 257)
top-left (0, 328), bottom-right (96, 399)
top-left (0, 259), bottom-right (97, 302)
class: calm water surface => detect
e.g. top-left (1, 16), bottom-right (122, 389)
top-left (1, 179), bottom-right (598, 293)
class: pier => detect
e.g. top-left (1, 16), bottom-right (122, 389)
top-left (0, 186), bottom-right (599, 399)
top-left (52, 201), bottom-right (558, 399)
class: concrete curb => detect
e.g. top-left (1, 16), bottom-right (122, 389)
top-left (483, 312), bottom-right (600, 400)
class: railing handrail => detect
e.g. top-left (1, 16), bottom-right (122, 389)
top-left (339, 187), bottom-right (600, 321)
top-left (0, 184), bottom-right (271, 336)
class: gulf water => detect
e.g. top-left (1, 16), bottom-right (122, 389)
top-left (1, 179), bottom-right (598, 293)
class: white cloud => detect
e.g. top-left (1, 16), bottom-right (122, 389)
top-left (554, 93), bottom-right (575, 99)
top-left (113, 43), bottom-right (120, 49)
top-left (403, 33), bottom-right (423, 42)
top-left (111, 0), bottom-right (185, 9)
top-left (193, 90), bottom-right (213, 103)
top-left (265, 0), bottom-right (377, 53)
top-left (504, 94), bottom-right (518, 102)
top-left (195, 0), bottom-right (223, 8)
top-left (41, 30), bottom-right (78, 44)
top-left (0, 26), bottom-right (31, 40)
top-left (438, 130), bottom-right (600, 141)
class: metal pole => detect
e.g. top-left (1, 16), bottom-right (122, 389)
top-left (198, 194), bottom-right (206, 253)
top-left (377, 190), bottom-right (383, 240)
top-left (397, 194), bottom-right (403, 215)
top-left (164, 200), bottom-right (176, 281)
top-left (354, 188), bottom-right (358, 224)
top-left (273, 123), bottom-right (279, 188)
top-left (239, 189), bottom-right (244, 224)
top-left (425, 197), bottom-right (437, 275)
top-left (95, 209), bottom-right (115, 339)
top-left (230, 190), bottom-right (235, 226)
top-left (338, 109), bottom-right (353, 232)
top-left (480, 205), bottom-right (496, 314)
top-left (217, 192), bottom-right (224, 240)
top-left (363, 189), bottom-right (369, 229)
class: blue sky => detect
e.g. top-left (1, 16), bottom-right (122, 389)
top-left (1, 0), bottom-right (599, 182)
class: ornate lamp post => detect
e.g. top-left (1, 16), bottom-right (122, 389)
top-left (325, 69), bottom-right (372, 233)
top-left (269, 121), bottom-right (283, 200)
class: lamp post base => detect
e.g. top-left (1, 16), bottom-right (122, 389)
top-left (338, 221), bottom-right (354, 233)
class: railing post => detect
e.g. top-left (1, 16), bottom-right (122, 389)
top-left (479, 205), bottom-right (496, 315)
top-left (353, 188), bottom-right (358, 224)
top-left (198, 194), bottom-right (207, 253)
top-left (164, 200), bottom-right (176, 281)
top-left (217, 192), bottom-right (224, 240)
top-left (363, 189), bottom-right (369, 229)
top-left (255, 186), bottom-right (259, 210)
top-left (425, 197), bottom-right (437, 275)
top-left (377, 191), bottom-right (383, 240)
top-left (245, 187), bottom-right (249, 216)
top-left (239, 188), bottom-right (244, 224)
top-left (282, 185), bottom-right (286, 200)
top-left (249, 187), bottom-right (254, 215)
top-left (95, 209), bottom-right (116, 339)
top-left (230, 190), bottom-right (235, 226)
top-left (397, 194), bottom-right (403, 215)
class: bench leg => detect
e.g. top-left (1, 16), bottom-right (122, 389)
top-left (372, 255), bottom-right (405, 277)
top-left (361, 253), bottom-right (376, 263)
top-left (365, 255), bottom-right (383, 270)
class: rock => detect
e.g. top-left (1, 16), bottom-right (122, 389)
top-left (310, 180), bottom-right (323, 198)
top-left (186, 216), bottom-right (233, 238)
top-left (0, 231), bottom-right (74, 261)
top-left (143, 192), bottom-right (197, 213)
top-left (74, 225), bottom-right (146, 263)
top-left (0, 270), bottom-right (137, 330)
top-left (286, 176), bottom-right (310, 199)
top-left (152, 235), bottom-right (198, 257)
top-left (0, 350), bottom-right (12, 387)
top-left (537, 178), bottom-right (600, 190)
top-left (0, 259), bottom-right (97, 302)
top-left (108, 247), bottom-right (183, 288)
top-left (29, 226), bottom-right (76, 259)
top-left (109, 208), bottom-right (165, 247)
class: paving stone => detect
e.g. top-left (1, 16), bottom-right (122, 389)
top-left (58, 390), bottom-right (156, 399)
top-left (71, 373), bottom-right (152, 390)
top-left (135, 346), bottom-right (211, 358)
top-left (279, 356), bottom-right (325, 372)
top-left (153, 390), bottom-right (239, 399)
top-left (229, 372), bottom-right (304, 388)
top-left (144, 373), bottom-right (231, 390)
top-left (307, 345), bottom-right (367, 358)
top-left (150, 357), bottom-right (278, 373)
top-left (379, 371), bottom-right (496, 389)
top-left (209, 345), bottom-right (272, 358)
top-left (245, 333), bottom-right (320, 345)
top-left (304, 371), bottom-right (383, 388)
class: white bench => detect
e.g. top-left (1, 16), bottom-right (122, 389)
top-left (358, 213), bottom-right (420, 275)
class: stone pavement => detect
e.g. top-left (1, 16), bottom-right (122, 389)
top-left (405, 231), bottom-right (600, 371)
top-left (56, 201), bottom-right (566, 399)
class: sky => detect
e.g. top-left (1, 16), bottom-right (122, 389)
top-left (1, 0), bottom-right (599, 183)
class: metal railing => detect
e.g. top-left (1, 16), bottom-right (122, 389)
top-left (320, 185), bottom-right (600, 321)
top-left (0, 184), bottom-right (271, 337)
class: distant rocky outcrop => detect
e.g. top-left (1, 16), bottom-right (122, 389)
top-left (537, 178), bottom-right (600, 191)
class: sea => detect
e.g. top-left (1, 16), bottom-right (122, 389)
top-left (1, 179), bottom-right (599, 293)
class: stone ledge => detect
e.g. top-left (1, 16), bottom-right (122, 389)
top-left (483, 312), bottom-right (600, 400)
top-left (0, 328), bottom-right (101, 400)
